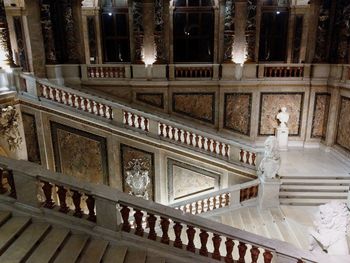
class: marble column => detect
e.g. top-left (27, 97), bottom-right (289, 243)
top-left (71, 0), bottom-right (84, 63)
top-left (0, 0), bottom-right (15, 68)
top-left (246, 0), bottom-right (257, 62)
top-left (325, 86), bottom-right (340, 147)
top-left (142, 0), bottom-right (155, 64)
top-left (233, 0), bottom-right (247, 64)
top-left (23, 0), bottom-right (46, 77)
top-left (132, 0), bottom-right (144, 64)
top-left (222, 0), bottom-right (235, 63)
top-left (305, 0), bottom-right (322, 63)
top-left (154, 0), bottom-right (166, 63)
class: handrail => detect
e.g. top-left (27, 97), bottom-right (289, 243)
top-left (17, 72), bottom-right (260, 170)
top-left (170, 179), bottom-right (260, 215)
top-left (0, 156), bottom-right (319, 263)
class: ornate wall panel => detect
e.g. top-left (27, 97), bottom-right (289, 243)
top-left (22, 113), bottom-right (41, 164)
top-left (224, 93), bottom-right (252, 135)
top-left (259, 93), bottom-right (304, 136)
top-left (120, 144), bottom-right (154, 200)
top-left (336, 97), bottom-right (350, 152)
top-left (172, 92), bottom-right (215, 124)
top-left (51, 122), bottom-right (108, 184)
top-left (311, 93), bottom-right (330, 139)
top-left (136, 93), bottom-right (164, 109)
top-left (167, 159), bottom-right (220, 202)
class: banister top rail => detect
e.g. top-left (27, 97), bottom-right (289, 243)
top-left (0, 156), bottom-right (317, 262)
top-left (24, 74), bottom-right (260, 153)
top-left (170, 179), bottom-right (259, 208)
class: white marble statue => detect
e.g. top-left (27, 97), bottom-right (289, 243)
top-left (276, 107), bottom-right (289, 128)
top-left (309, 201), bottom-right (350, 255)
top-left (125, 158), bottom-right (150, 200)
top-left (257, 136), bottom-right (281, 179)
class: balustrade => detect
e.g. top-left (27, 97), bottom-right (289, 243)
top-left (0, 157), bottom-right (319, 263)
top-left (123, 111), bottom-right (149, 132)
top-left (39, 83), bottom-right (113, 120)
top-left (175, 66), bottom-right (213, 78)
top-left (159, 123), bottom-right (229, 157)
top-left (239, 149), bottom-right (256, 166)
top-left (0, 167), bottom-right (16, 198)
top-left (87, 66), bottom-right (126, 79)
top-left (263, 65), bottom-right (304, 78)
top-left (240, 184), bottom-right (259, 202)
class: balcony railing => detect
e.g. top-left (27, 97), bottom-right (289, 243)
top-left (0, 157), bottom-right (319, 263)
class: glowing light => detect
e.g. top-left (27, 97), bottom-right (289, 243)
top-left (141, 46), bottom-right (156, 66)
top-left (231, 43), bottom-right (247, 66)
top-left (276, 11), bottom-right (280, 15)
top-left (108, 12), bottom-right (112, 16)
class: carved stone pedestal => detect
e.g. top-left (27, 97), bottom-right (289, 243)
top-left (258, 177), bottom-right (281, 209)
top-left (276, 127), bottom-right (289, 151)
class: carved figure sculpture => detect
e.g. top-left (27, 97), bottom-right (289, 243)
top-left (309, 201), bottom-right (350, 255)
top-left (0, 105), bottom-right (22, 150)
top-left (125, 158), bottom-right (150, 200)
top-left (276, 107), bottom-right (289, 128)
top-left (257, 136), bottom-right (281, 179)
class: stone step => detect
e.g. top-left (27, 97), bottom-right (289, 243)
top-left (0, 222), bottom-right (51, 262)
top-left (280, 178), bottom-right (350, 185)
top-left (0, 216), bottom-right (31, 255)
top-left (78, 239), bottom-right (109, 263)
top-left (53, 234), bottom-right (89, 263)
top-left (124, 249), bottom-right (147, 263)
top-left (280, 176), bottom-right (350, 180)
top-left (259, 210), bottom-right (284, 241)
top-left (280, 185), bottom-right (349, 192)
top-left (279, 191), bottom-right (348, 198)
top-left (146, 256), bottom-right (166, 263)
top-left (102, 245), bottom-right (128, 263)
top-left (26, 227), bottom-right (70, 263)
top-left (280, 198), bottom-right (346, 206)
top-left (247, 207), bottom-right (270, 238)
top-left (0, 210), bottom-right (11, 226)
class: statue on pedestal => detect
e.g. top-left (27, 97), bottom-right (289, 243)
top-left (309, 201), bottom-right (350, 255)
top-left (257, 136), bottom-right (281, 180)
top-left (276, 107), bottom-right (289, 128)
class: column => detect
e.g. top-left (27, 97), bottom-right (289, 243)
top-left (23, 0), bottom-right (46, 76)
top-left (154, 0), bottom-right (166, 63)
top-left (246, 0), bottom-right (258, 62)
top-left (305, 0), bottom-right (322, 63)
top-left (142, 0), bottom-right (155, 64)
top-left (0, 0), bottom-right (15, 68)
top-left (131, 0), bottom-right (144, 64)
top-left (222, 0), bottom-right (235, 63)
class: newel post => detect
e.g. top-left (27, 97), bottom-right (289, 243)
top-left (12, 170), bottom-right (39, 207)
top-left (95, 196), bottom-right (121, 232)
top-left (258, 176), bottom-right (281, 209)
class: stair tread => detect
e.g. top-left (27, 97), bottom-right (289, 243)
top-left (280, 176), bottom-right (350, 180)
top-left (79, 239), bottom-right (109, 263)
top-left (0, 216), bottom-right (31, 253)
top-left (124, 249), bottom-right (147, 263)
top-left (281, 179), bottom-right (350, 184)
top-left (280, 185), bottom-right (349, 191)
top-left (280, 198), bottom-right (345, 205)
top-left (279, 191), bottom-right (348, 197)
top-left (146, 256), bottom-right (166, 263)
top-left (259, 210), bottom-right (283, 241)
top-left (102, 245), bottom-right (128, 263)
top-left (0, 211), bottom-right (11, 226)
top-left (239, 208), bottom-right (257, 234)
top-left (26, 227), bottom-right (70, 263)
top-left (247, 207), bottom-right (270, 238)
top-left (53, 234), bottom-right (89, 263)
top-left (0, 222), bottom-right (50, 262)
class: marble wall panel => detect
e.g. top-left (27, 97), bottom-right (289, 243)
top-left (259, 93), bottom-right (304, 136)
top-left (172, 92), bottom-right (215, 124)
top-left (22, 113), bottom-right (41, 164)
top-left (136, 93), bottom-right (164, 109)
top-left (167, 159), bottom-right (220, 202)
top-left (120, 144), bottom-right (154, 200)
top-left (224, 93), bottom-right (252, 135)
top-left (51, 122), bottom-right (108, 184)
top-left (336, 96), bottom-right (350, 152)
top-left (311, 93), bottom-right (330, 139)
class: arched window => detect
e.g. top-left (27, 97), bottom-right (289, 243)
top-left (101, 0), bottom-right (130, 62)
top-left (173, 0), bottom-right (214, 62)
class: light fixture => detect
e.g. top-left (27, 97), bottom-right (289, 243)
top-left (108, 12), bottom-right (112, 16)
top-left (276, 11), bottom-right (280, 15)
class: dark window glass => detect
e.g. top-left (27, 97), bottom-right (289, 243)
top-left (175, 0), bottom-right (186, 7)
top-left (173, 1), bottom-right (214, 62)
top-left (258, 11), bottom-right (289, 61)
top-left (101, 9), bottom-right (130, 62)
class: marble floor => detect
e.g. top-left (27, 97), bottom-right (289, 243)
top-left (278, 148), bottom-right (350, 178)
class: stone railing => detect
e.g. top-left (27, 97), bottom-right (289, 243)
top-left (159, 123), bottom-right (230, 158)
top-left (169, 64), bottom-right (220, 80)
top-left (0, 157), bottom-right (318, 263)
top-left (258, 64), bottom-right (310, 78)
top-left (81, 64), bottom-right (131, 80)
top-left (171, 179), bottom-right (259, 215)
top-left (17, 74), bottom-right (260, 171)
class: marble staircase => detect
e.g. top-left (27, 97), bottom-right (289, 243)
top-left (279, 176), bottom-right (350, 206)
top-left (0, 210), bottom-right (165, 263)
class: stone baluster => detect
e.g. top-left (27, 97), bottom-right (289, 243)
top-left (71, 190), bottom-right (83, 218)
top-left (42, 181), bottom-right (55, 209)
top-left (0, 168), bottom-right (6, 194)
top-left (199, 230), bottom-right (209, 256)
top-left (6, 170), bottom-right (16, 199)
top-left (238, 241), bottom-right (247, 263)
top-left (56, 185), bottom-right (69, 213)
top-left (225, 238), bottom-right (234, 263)
top-left (86, 194), bottom-right (96, 222)
top-left (251, 246), bottom-right (260, 263)
top-left (212, 234), bottom-right (222, 260)
top-left (263, 250), bottom-right (273, 263)
top-left (120, 204), bottom-right (131, 232)
top-left (186, 225), bottom-right (196, 252)
top-left (147, 213), bottom-right (157, 240)
top-left (134, 209), bottom-right (144, 236)
top-left (160, 217), bottom-right (170, 244)
top-left (173, 222), bottom-right (183, 248)
top-left (159, 123), bottom-right (164, 136)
